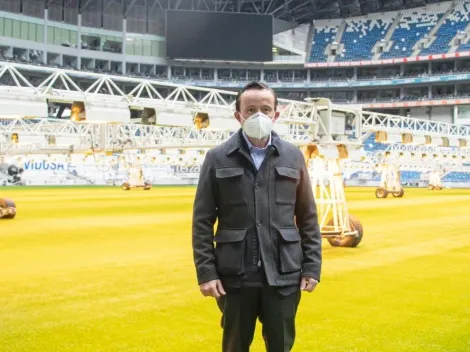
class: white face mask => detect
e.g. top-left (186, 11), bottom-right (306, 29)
top-left (241, 112), bottom-right (274, 139)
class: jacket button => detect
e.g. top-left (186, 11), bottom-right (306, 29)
top-left (255, 183), bottom-right (260, 189)
top-left (256, 220), bottom-right (261, 226)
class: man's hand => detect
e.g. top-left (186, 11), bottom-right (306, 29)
top-left (199, 279), bottom-right (226, 299)
top-left (300, 277), bottom-right (318, 292)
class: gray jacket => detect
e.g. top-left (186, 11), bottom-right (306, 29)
top-left (192, 129), bottom-right (322, 288)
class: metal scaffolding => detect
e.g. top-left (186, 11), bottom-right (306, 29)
top-left (1, 61), bottom-right (470, 155)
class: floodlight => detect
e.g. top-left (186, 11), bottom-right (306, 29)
top-left (300, 145), bottom-right (319, 160)
top-left (337, 144), bottom-right (348, 159)
top-left (193, 112), bottom-right (210, 129)
top-left (375, 131), bottom-right (401, 144)
top-left (402, 133), bottom-right (413, 144)
top-left (70, 102), bottom-right (85, 122)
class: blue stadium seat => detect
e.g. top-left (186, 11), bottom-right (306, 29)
top-left (363, 134), bottom-right (389, 152)
top-left (308, 25), bottom-right (338, 62)
top-left (420, 1), bottom-right (470, 55)
top-left (380, 8), bottom-right (446, 59)
top-left (348, 169), bottom-right (423, 182)
top-left (337, 18), bottom-right (392, 62)
top-left (306, 4), bottom-right (466, 63)
top-left (442, 171), bottom-right (470, 182)
top-left (459, 41), bottom-right (470, 51)
top-left (400, 170), bottom-right (422, 181)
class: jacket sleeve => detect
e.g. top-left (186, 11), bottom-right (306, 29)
top-left (192, 150), bottom-right (219, 285)
top-left (295, 152), bottom-right (322, 282)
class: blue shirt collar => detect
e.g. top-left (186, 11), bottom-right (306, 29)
top-left (242, 131), bottom-right (272, 151)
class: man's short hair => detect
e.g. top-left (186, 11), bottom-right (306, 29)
top-left (235, 81), bottom-right (278, 112)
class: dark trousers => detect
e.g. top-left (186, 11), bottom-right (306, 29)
top-left (216, 286), bottom-right (301, 352)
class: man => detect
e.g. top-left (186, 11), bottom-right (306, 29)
top-left (192, 81), bottom-right (322, 352)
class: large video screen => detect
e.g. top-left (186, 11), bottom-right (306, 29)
top-left (165, 10), bottom-right (273, 62)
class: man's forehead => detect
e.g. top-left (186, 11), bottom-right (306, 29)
top-left (240, 89), bottom-right (276, 107)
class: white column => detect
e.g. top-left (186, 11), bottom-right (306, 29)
top-left (122, 18), bottom-right (127, 74)
top-left (77, 14), bottom-right (82, 69)
top-left (43, 8), bottom-right (48, 64)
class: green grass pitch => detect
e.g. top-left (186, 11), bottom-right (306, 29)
top-left (1, 186), bottom-right (469, 352)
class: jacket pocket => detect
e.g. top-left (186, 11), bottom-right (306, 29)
top-left (278, 228), bottom-right (303, 274)
top-left (215, 167), bottom-right (247, 205)
top-left (214, 228), bottom-right (247, 276)
top-left (274, 166), bottom-right (300, 205)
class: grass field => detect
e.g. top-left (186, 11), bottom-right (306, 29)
top-left (1, 186), bottom-right (470, 352)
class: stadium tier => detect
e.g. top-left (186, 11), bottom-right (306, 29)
top-left (308, 24), bottom-right (338, 63)
top-left (307, 0), bottom-right (470, 63)
top-left (345, 167), bottom-right (470, 186)
top-left (420, 0), bottom-right (470, 55)
top-left (380, 7), bottom-right (446, 60)
top-left (338, 17), bottom-right (393, 62)
top-left (443, 171), bottom-right (470, 181)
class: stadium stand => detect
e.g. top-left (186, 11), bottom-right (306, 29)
top-left (460, 41), bottom-right (470, 51)
top-left (308, 22), bottom-right (339, 62)
top-left (347, 170), bottom-right (423, 182)
top-left (400, 170), bottom-right (422, 181)
top-left (345, 168), bottom-right (470, 185)
top-left (456, 0), bottom-right (470, 51)
top-left (306, 1), bottom-right (470, 62)
top-left (420, 0), bottom-right (470, 55)
top-left (443, 171), bottom-right (470, 182)
top-left (350, 169), bottom-right (470, 183)
top-left (338, 15), bottom-right (393, 62)
top-left (380, 6), bottom-right (447, 59)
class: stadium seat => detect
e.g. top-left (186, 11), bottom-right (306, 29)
top-left (308, 24), bottom-right (339, 62)
top-left (442, 171), bottom-right (470, 182)
top-left (400, 170), bottom-right (422, 181)
top-left (363, 134), bottom-right (389, 152)
top-left (380, 7), bottom-right (447, 59)
top-left (420, 0), bottom-right (470, 55)
top-left (459, 41), bottom-right (470, 51)
top-left (337, 18), bottom-right (392, 61)
top-left (306, 4), bottom-right (469, 63)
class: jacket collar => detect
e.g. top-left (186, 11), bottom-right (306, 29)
top-left (226, 128), bottom-right (282, 156)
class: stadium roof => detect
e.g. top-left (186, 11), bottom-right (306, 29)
top-left (124, 0), bottom-right (446, 24)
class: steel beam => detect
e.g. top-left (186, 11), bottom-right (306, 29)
top-left (1, 62), bottom-right (470, 156)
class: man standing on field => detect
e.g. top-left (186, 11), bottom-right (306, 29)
top-left (192, 81), bottom-right (322, 352)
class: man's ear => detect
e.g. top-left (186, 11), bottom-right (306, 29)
top-left (273, 111), bottom-right (280, 122)
top-left (234, 111), bottom-right (243, 124)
